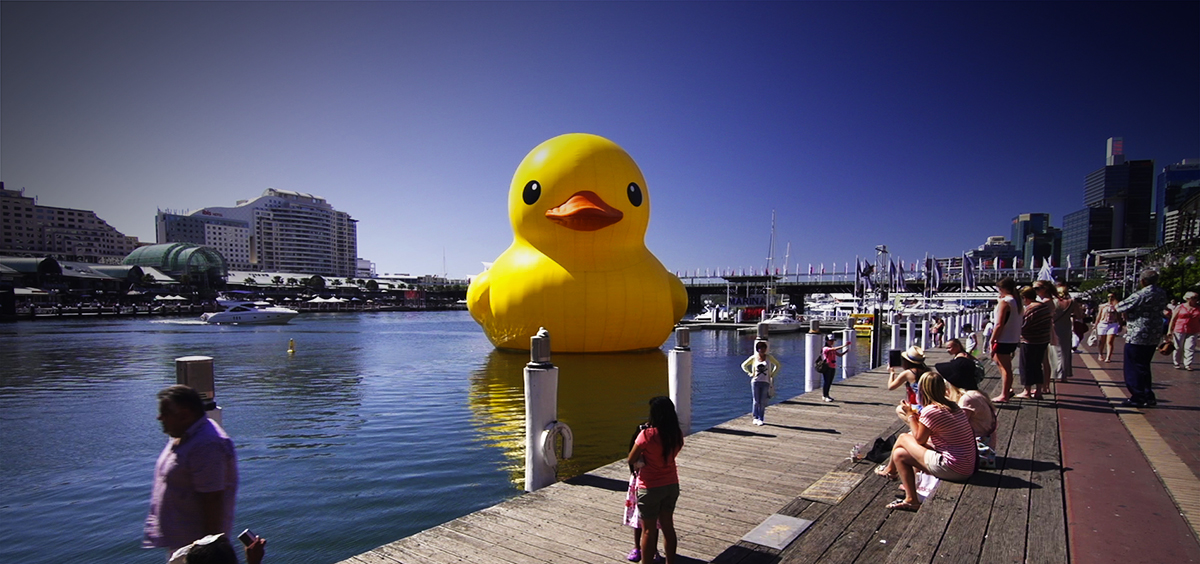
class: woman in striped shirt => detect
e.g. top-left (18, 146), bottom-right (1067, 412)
top-left (876, 372), bottom-right (977, 511)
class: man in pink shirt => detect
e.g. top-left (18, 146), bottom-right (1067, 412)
top-left (143, 385), bottom-right (238, 558)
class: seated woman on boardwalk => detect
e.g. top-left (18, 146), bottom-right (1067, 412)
top-left (936, 339), bottom-right (998, 451)
top-left (627, 397), bottom-right (683, 564)
top-left (876, 372), bottom-right (977, 511)
top-left (887, 345), bottom-right (928, 417)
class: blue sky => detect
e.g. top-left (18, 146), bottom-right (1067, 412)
top-left (2, 1), bottom-right (1197, 278)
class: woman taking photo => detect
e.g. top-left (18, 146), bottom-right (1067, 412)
top-left (741, 341), bottom-right (781, 425)
top-left (887, 345), bottom-right (928, 415)
top-left (628, 397), bottom-right (684, 564)
top-left (875, 372), bottom-right (977, 511)
top-left (820, 334), bottom-right (851, 402)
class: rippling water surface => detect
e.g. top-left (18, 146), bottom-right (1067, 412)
top-left (0, 311), bottom-right (870, 563)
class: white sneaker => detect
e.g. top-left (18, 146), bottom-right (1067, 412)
top-left (823, 396), bottom-right (833, 403)
top-left (753, 419), bottom-right (764, 426)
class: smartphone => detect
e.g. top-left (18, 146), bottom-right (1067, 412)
top-left (238, 529), bottom-right (258, 547)
top-left (888, 349), bottom-right (903, 367)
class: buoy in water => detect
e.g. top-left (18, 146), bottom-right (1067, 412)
top-left (287, 338), bottom-right (295, 355)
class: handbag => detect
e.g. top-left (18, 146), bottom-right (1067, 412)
top-left (863, 435), bottom-right (896, 464)
top-left (814, 356), bottom-right (829, 373)
top-left (1158, 337), bottom-right (1175, 356)
top-left (1087, 332), bottom-right (1098, 347)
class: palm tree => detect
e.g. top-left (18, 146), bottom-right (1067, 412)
top-left (243, 277), bottom-right (257, 286)
top-left (272, 276), bottom-right (284, 286)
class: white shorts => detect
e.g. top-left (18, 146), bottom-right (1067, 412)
top-left (1097, 323), bottom-right (1121, 336)
top-left (923, 449), bottom-right (971, 482)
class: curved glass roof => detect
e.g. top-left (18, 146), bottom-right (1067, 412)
top-left (123, 243), bottom-right (227, 277)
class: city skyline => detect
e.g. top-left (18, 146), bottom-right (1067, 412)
top-left (2, 2), bottom-right (1197, 278)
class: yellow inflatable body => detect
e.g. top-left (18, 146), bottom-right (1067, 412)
top-left (468, 133), bottom-right (688, 352)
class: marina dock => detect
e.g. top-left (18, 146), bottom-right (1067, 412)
top-left (336, 346), bottom-right (1200, 564)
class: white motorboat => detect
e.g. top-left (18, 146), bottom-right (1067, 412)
top-left (758, 309), bottom-right (805, 333)
top-left (201, 301), bottom-right (299, 325)
top-left (689, 301), bottom-right (732, 323)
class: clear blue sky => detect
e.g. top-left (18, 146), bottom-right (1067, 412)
top-left (2, 1), bottom-right (1197, 278)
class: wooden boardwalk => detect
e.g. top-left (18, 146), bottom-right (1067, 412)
top-left (337, 352), bottom-right (1066, 564)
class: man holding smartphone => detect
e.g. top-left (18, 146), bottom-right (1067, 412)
top-left (143, 385), bottom-right (239, 558)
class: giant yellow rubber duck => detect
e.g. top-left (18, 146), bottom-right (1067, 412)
top-left (468, 133), bottom-right (688, 352)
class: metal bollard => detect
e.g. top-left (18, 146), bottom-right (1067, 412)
top-left (524, 328), bottom-right (572, 492)
top-left (669, 327), bottom-right (693, 436)
top-left (176, 355), bottom-right (222, 426)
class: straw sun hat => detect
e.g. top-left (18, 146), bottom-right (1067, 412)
top-left (901, 345), bottom-right (926, 365)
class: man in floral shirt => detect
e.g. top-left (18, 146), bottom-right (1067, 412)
top-left (1116, 269), bottom-right (1169, 407)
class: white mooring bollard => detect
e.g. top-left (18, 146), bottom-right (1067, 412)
top-left (841, 328), bottom-right (857, 379)
top-left (921, 317), bottom-right (930, 349)
top-left (889, 316), bottom-right (901, 353)
top-left (176, 355), bottom-right (222, 426)
top-left (805, 329), bottom-right (823, 393)
top-left (524, 328), bottom-right (573, 492)
top-left (669, 326), bottom-right (693, 436)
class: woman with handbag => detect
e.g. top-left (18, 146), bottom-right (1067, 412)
top-left (819, 334), bottom-right (851, 403)
top-left (741, 341), bottom-right (781, 426)
top-left (1168, 291), bottom-right (1200, 370)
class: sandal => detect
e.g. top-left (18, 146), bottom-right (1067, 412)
top-left (874, 465), bottom-right (898, 481)
top-left (886, 499), bottom-right (921, 511)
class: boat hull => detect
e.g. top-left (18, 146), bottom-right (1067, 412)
top-left (201, 311), bottom-right (298, 325)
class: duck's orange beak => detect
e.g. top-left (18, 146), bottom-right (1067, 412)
top-left (545, 191), bottom-right (623, 231)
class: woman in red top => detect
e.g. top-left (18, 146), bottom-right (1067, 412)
top-left (627, 397), bottom-right (684, 564)
top-left (1168, 291), bottom-right (1200, 370)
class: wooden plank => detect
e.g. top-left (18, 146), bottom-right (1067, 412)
top-left (813, 476), bottom-right (904, 564)
top-left (780, 472), bottom-right (897, 563)
top-left (979, 401), bottom-right (1039, 564)
top-left (444, 513), bottom-right (594, 564)
top-left (882, 480), bottom-right (966, 564)
top-left (1026, 396), bottom-right (1068, 564)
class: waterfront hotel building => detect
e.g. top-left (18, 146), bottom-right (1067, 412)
top-left (157, 188), bottom-right (357, 277)
top-left (1, 183), bottom-right (141, 264)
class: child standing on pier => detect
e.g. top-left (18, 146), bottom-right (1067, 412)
top-left (628, 397), bottom-right (683, 564)
top-left (624, 422), bottom-right (659, 563)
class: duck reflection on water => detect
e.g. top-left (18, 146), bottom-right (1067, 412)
top-left (469, 348), bottom-right (669, 488)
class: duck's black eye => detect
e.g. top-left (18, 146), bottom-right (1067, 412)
top-left (627, 182), bottom-right (643, 207)
top-left (522, 180), bottom-right (541, 205)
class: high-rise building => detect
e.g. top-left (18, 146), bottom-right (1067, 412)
top-left (1154, 159), bottom-right (1200, 244)
top-left (1062, 138), bottom-right (1156, 267)
top-left (1063, 207), bottom-right (1114, 268)
top-left (1, 183), bottom-right (141, 264)
top-left (1011, 213), bottom-right (1050, 259)
top-left (1010, 213), bottom-right (1061, 267)
top-left (177, 188), bottom-right (357, 277)
top-left (156, 211), bottom-right (252, 270)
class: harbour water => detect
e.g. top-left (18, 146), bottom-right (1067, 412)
top-left (0, 311), bottom-right (871, 563)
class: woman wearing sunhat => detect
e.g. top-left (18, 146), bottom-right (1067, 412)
top-left (887, 345), bottom-right (928, 417)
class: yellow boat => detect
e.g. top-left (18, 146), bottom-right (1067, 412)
top-left (850, 313), bottom-right (874, 338)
